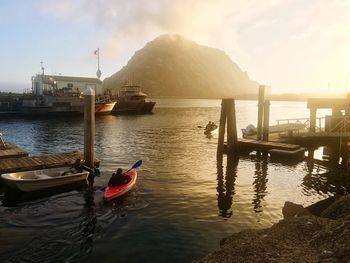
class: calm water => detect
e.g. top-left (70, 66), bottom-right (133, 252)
top-left (0, 99), bottom-right (349, 263)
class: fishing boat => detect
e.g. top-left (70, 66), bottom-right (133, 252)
top-left (1, 167), bottom-right (89, 192)
top-left (111, 84), bottom-right (155, 114)
top-left (20, 64), bottom-right (116, 115)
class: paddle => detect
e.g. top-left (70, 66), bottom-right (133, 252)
top-left (125, 159), bottom-right (142, 173)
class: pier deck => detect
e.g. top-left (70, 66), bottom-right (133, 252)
top-left (238, 138), bottom-right (301, 151)
top-left (0, 143), bottom-right (29, 159)
top-left (0, 151), bottom-right (85, 174)
top-left (224, 138), bottom-right (306, 158)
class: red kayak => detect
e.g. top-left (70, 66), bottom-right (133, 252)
top-left (104, 169), bottom-right (137, 201)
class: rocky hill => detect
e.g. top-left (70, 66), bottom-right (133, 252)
top-left (103, 34), bottom-right (259, 98)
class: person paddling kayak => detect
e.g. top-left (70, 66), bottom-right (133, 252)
top-left (108, 168), bottom-right (130, 186)
top-left (104, 160), bottom-right (142, 201)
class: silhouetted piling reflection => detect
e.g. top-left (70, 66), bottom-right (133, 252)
top-left (302, 164), bottom-right (349, 195)
top-left (77, 187), bottom-right (97, 254)
top-left (217, 154), bottom-right (238, 218)
top-left (252, 155), bottom-right (268, 215)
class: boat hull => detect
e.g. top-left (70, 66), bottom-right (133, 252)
top-left (21, 100), bottom-right (116, 115)
top-left (112, 101), bottom-right (155, 114)
top-left (104, 169), bottom-right (137, 201)
top-left (1, 167), bottom-right (89, 192)
top-left (95, 101), bottom-right (116, 115)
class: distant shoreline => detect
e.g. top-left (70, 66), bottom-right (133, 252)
top-left (1, 91), bottom-right (348, 102)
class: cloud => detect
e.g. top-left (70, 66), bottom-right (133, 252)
top-left (37, 0), bottom-right (288, 57)
top-left (37, 0), bottom-right (350, 93)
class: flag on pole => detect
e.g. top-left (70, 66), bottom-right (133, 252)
top-left (94, 48), bottom-right (99, 55)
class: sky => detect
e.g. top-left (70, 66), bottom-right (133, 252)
top-left (0, 0), bottom-right (349, 94)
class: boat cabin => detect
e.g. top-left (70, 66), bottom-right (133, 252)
top-left (31, 74), bottom-right (103, 97)
top-left (117, 85), bottom-right (147, 102)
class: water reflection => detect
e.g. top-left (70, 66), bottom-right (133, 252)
top-left (77, 187), bottom-right (97, 254)
top-left (217, 154), bottom-right (239, 218)
top-left (2, 183), bottom-right (86, 207)
top-left (302, 162), bottom-right (349, 195)
top-left (252, 155), bottom-right (268, 215)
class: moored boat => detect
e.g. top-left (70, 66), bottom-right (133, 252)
top-left (20, 66), bottom-right (116, 115)
top-left (111, 84), bottom-right (155, 114)
top-left (1, 166), bottom-right (89, 192)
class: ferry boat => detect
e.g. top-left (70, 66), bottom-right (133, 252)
top-left (112, 84), bottom-right (155, 114)
top-left (21, 68), bottom-right (116, 115)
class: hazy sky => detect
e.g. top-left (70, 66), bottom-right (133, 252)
top-left (0, 0), bottom-right (349, 94)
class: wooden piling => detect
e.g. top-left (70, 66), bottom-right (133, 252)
top-left (226, 99), bottom-right (238, 155)
top-left (84, 86), bottom-right (95, 171)
top-left (309, 107), bottom-right (317, 132)
top-left (262, 100), bottom-right (270, 142)
top-left (257, 85), bottom-right (265, 140)
top-left (217, 99), bottom-right (227, 157)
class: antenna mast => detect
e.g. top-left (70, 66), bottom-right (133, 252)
top-left (40, 61), bottom-right (45, 75)
top-left (95, 48), bottom-right (101, 80)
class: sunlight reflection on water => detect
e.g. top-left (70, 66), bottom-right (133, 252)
top-left (0, 99), bottom-right (348, 263)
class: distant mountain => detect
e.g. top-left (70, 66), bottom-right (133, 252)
top-left (103, 34), bottom-right (259, 98)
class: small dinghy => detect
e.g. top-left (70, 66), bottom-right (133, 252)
top-left (1, 167), bottom-right (89, 192)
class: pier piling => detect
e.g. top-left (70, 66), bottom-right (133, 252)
top-left (217, 99), bottom-right (239, 156)
top-left (226, 99), bottom-right (238, 155)
top-left (257, 85), bottom-right (265, 140)
top-left (263, 100), bottom-right (270, 142)
top-left (84, 85), bottom-right (95, 184)
top-left (217, 99), bottom-right (227, 157)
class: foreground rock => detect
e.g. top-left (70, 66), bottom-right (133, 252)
top-left (195, 195), bottom-right (350, 263)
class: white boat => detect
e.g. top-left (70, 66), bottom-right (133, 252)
top-left (1, 167), bottom-right (89, 192)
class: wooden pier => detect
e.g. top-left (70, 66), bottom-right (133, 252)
top-left (0, 143), bottom-right (29, 159)
top-left (223, 139), bottom-right (306, 158)
top-left (0, 151), bottom-right (87, 174)
top-left (217, 86), bottom-right (306, 160)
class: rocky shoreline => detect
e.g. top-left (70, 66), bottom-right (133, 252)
top-left (195, 194), bottom-right (350, 263)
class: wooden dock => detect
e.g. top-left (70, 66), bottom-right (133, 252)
top-left (0, 143), bottom-right (29, 159)
top-left (224, 138), bottom-right (306, 158)
top-left (0, 151), bottom-right (84, 174)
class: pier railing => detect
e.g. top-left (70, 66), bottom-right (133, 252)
top-left (276, 116), bottom-right (350, 137)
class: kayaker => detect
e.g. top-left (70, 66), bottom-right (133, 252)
top-left (108, 168), bottom-right (130, 186)
top-left (205, 121), bottom-right (212, 131)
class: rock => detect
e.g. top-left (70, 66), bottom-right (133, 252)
top-left (320, 195), bottom-right (350, 220)
top-left (195, 194), bottom-right (350, 263)
top-left (282, 201), bottom-right (311, 218)
top-left (305, 195), bottom-right (340, 216)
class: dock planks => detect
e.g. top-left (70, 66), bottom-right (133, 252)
top-left (0, 143), bottom-right (29, 159)
top-left (223, 138), bottom-right (306, 158)
top-left (238, 138), bottom-right (301, 151)
top-left (0, 151), bottom-right (82, 174)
